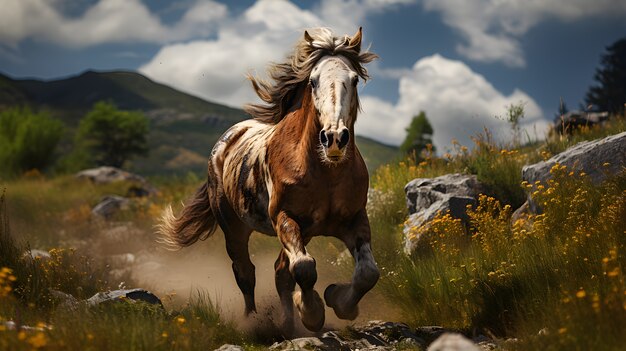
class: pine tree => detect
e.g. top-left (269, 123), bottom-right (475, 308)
top-left (585, 38), bottom-right (626, 114)
top-left (400, 111), bottom-right (435, 161)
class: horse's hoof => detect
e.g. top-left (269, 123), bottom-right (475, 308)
top-left (293, 290), bottom-right (325, 332)
top-left (324, 284), bottom-right (359, 320)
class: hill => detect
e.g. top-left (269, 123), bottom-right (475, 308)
top-left (0, 70), bottom-right (397, 174)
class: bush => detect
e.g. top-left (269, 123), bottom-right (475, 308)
top-left (0, 107), bottom-right (64, 177)
top-left (75, 102), bottom-right (149, 169)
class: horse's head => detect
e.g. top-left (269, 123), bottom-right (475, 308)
top-left (245, 27), bottom-right (377, 165)
top-left (304, 28), bottom-right (372, 164)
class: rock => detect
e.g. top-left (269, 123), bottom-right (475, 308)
top-left (76, 166), bottom-right (157, 196)
top-left (554, 111), bottom-right (609, 134)
top-left (86, 288), bottom-right (162, 307)
top-left (427, 333), bottom-right (481, 351)
top-left (214, 345), bottom-right (245, 351)
top-left (50, 289), bottom-right (80, 310)
top-left (270, 337), bottom-right (326, 350)
top-left (22, 249), bottom-right (51, 260)
top-left (403, 174), bottom-right (485, 255)
top-left (92, 195), bottom-right (130, 219)
top-left (269, 321), bottom-right (428, 350)
top-left (522, 132), bottom-right (626, 212)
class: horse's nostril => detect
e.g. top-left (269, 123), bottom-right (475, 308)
top-left (320, 130), bottom-right (335, 148)
top-left (319, 130), bottom-right (328, 146)
top-left (338, 129), bottom-right (350, 149)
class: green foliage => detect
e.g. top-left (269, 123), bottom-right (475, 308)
top-left (371, 122), bottom-right (626, 350)
top-left (498, 101), bottom-right (526, 146)
top-left (400, 112), bottom-right (435, 161)
top-left (0, 107), bottom-right (64, 177)
top-left (76, 101), bottom-right (149, 168)
top-left (585, 37), bottom-right (626, 114)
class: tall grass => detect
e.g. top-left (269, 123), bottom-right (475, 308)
top-left (370, 117), bottom-right (626, 350)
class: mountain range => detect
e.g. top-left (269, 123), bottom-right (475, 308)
top-left (0, 70), bottom-right (398, 175)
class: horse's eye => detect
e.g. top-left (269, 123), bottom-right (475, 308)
top-left (310, 78), bottom-right (318, 89)
top-left (352, 76), bottom-right (359, 87)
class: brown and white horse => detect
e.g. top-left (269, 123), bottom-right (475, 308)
top-left (158, 27), bottom-right (379, 334)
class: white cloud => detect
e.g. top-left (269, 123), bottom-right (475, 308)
top-left (140, 0), bottom-right (323, 106)
top-left (420, 0), bottom-right (626, 67)
top-left (357, 54), bottom-right (550, 150)
top-left (0, 0), bottom-right (227, 47)
top-left (139, 0), bottom-right (403, 107)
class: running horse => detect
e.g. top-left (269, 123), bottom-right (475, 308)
top-left (158, 27), bottom-right (380, 333)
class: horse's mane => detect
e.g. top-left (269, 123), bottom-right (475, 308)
top-left (244, 28), bottom-right (378, 124)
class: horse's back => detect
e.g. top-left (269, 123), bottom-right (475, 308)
top-left (209, 119), bottom-right (275, 234)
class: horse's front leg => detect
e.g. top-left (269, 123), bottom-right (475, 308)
top-left (325, 209), bottom-right (380, 320)
top-left (274, 211), bottom-right (325, 332)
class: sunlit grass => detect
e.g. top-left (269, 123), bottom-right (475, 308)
top-left (370, 116), bottom-right (626, 350)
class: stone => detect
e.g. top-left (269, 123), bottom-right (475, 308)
top-left (76, 166), bottom-right (157, 196)
top-left (86, 288), bottom-right (162, 307)
top-left (522, 132), bottom-right (626, 212)
top-left (92, 195), bottom-right (130, 219)
top-left (269, 337), bottom-right (326, 350)
top-left (553, 111), bottom-right (609, 134)
top-left (403, 174), bottom-right (485, 255)
top-left (427, 333), bottom-right (481, 351)
top-left (23, 249), bottom-right (51, 260)
top-left (214, 345), bottom-right (244, 351)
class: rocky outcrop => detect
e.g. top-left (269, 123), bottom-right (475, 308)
top-left (92, 195), bottom-right (131, 219)
top-left (219, 321), bottom-right (498, 351)
top-left (553, 111), bottom-right (609, 134)
top-left (403, 174), bottom-right (485, 255)
top-left (86, 288), bottom-right (162, 307)
top-left (522, 131), bottom-right (625, 212)
top-left (427, 333), bottom-right (481, 351)
top-left (76, 166), bottom-right (157, 196)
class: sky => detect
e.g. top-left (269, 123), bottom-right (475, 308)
top-left (1, 0), bottom-right (625, 151)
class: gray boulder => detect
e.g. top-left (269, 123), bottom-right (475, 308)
top-left (86, 288), bottom-right (162, 307)
top-left (403, 174), bottom-right (485, 255)
top-left (427, 333), bottom-right (481, 351)
top-left (76, 166), bottom-right (157, 196)
top-left (92, 195), bottom-right (130, 219)
top-left (214, 345), bottom-right (244, 351)
top-left (522, 131), bottom-right (625, 212)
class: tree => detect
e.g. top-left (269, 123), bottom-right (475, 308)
top-left (0, 107), bottom-right (64, 177)
top-left (76, 102), bottom-right (149, 168)
top-left (585, 38), bottom-right (626, 114)
top-left (400, 112), bottom-right (435, 160)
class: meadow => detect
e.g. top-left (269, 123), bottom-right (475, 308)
top-left (1, 116), bottom-right (625, 350)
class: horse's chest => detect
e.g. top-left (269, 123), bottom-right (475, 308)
top-left (287, 185), bottom-right (364, 236)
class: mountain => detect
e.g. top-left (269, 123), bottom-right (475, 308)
top-left (0, 70), bottom-right (398, 175)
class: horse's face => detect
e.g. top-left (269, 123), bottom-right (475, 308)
top-left (309, 55), bottom-right (359, 164)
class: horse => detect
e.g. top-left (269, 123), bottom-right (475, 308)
top-left (158, 27), bottom-right (380, 334)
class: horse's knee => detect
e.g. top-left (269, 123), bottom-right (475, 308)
top-left (290, 255), bottom-right (317, 290)
top-left (355, 260), bottom-right (379, 293)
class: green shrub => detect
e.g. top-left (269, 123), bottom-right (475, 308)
top-left (75, 101), bottom-right (149, 169)
top-left (0, 107), bottom-right (64, 177)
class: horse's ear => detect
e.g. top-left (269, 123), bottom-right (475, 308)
top-left (348, 27), bottom-right (362, 52)
top-left (304, 30), bottom-right (314, 45)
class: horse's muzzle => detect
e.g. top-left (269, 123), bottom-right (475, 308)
top-left (320, 128), bottom-right (350, 163)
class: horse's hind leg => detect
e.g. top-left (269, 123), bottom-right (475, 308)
top-left (217, 207), bottom-right (256, 315)
top-left (274, 250), bottom-right (296, 336)
top-left (325, 209), bottom-right (380, 320)
top-left (274, 211), bottom-right (325, 332)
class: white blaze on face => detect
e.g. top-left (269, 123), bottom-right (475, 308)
top-left (309, 55), bottom-right (359, 163)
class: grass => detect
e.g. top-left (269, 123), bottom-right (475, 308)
top-left (370, 115), bottom-right (626, 350)
top-left (0, 113), bottom-right (624, 349)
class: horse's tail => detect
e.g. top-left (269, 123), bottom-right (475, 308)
top-left (157, 182), bottom-right (217, 250)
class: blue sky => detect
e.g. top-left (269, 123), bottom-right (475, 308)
top-left (1, 0), bottom-right (625, 150)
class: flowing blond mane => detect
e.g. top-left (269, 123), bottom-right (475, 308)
top-left (244, 28), bottom-right (378, 124)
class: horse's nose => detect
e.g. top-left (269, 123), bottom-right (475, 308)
top-left (320, 130), bottom-right (334, 148)
top-left (338, 128), bottom-right (350, 149)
